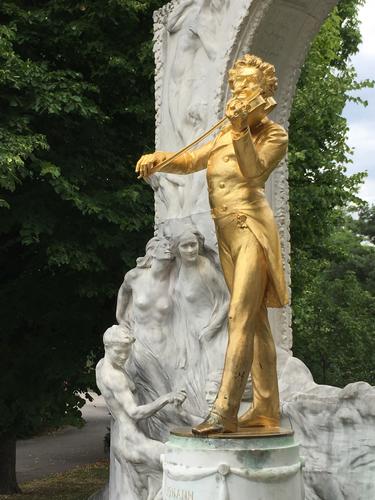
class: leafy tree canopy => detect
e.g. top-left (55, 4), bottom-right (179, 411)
top-left (0, 0), bottom-right (164, 492)
top-left (289, 0), bottom-right (375, 386)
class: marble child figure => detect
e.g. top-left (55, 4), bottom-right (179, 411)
top-left (136, 54), bottom-right (288, 434)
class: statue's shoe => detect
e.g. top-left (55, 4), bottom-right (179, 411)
top-left (238, 410), bottom-right (279, 428)
top-left (192, 412), bottom-right (237, 435)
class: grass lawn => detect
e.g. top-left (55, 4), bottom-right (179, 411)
top-left (0, 461), bottom-right (109, 500)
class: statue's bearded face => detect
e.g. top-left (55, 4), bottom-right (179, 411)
top-left (230, 67), bottom-right (266, 99)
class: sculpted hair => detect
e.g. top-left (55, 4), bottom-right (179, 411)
top-left (137, 236), bottom-right (159, 269)
top-left (103, 325), bottom-right (135, 346)
top-left (228, 54), bottom-right (278, 98)
top-left (171, 226), bottom-right (205, 257)
top-left (171, 225), bottom-right (219, 270)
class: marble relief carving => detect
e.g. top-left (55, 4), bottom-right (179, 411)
top-left (116, 228), bottom-right (230, 425)
top-left (104, 227), bottom-right (232, 498)
top-left (166, 0), bottom-right (230, 144)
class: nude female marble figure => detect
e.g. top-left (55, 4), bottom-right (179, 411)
top-left (116, 237), bottom-right (177, 396)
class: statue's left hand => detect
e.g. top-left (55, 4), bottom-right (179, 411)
top-left (226, 98), bottom-right (250, 132)
top-left (226, 84), bottom-right (261, 132)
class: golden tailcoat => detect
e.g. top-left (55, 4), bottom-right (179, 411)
top-left (159, 118), bottom-right (289, 308)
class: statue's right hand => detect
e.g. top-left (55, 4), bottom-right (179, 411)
top-left (135, 152), bottom-right (167, 179)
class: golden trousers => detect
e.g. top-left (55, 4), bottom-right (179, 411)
top-left (212, 212), bottom-right (280, 422)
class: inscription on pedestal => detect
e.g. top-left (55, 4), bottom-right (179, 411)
top-left (165, 486), bottom-right (194, 500)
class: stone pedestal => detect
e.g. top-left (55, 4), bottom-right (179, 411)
top-left (162, 428), bottom-right (304, 500)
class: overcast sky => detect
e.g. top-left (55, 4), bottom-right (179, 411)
top-left (343, 0), bottom-right (375, 204)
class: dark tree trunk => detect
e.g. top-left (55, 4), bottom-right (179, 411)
top-left (322, 356), bottom-right (327, 385)
top-left (0, 433), bottom-right (21, 494)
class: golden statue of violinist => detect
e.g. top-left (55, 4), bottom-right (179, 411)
top-left (136, 54), bottom-right (288, 435)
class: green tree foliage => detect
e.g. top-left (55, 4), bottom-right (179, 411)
top-left (289, 0), bottom-right (375, 386)
top-left (292, 216), bottom-right (375, 386)
top-left (289, 1), bottom-right (368, 264)
top-left (0, 0), bottom-right (164, 493)
top-left (352, 204), bottom-right (375, 245)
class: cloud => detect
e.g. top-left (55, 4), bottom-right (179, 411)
top-left (347, 121), bottom-right (375, 172)
top-left (359, 179), bottom-right (375, 204)
top-left (345, 121), bottom-right (375, 200)
top-left (344, 0), bottom-right (375, 204)
top-left (344, 122), bottom-right (374, 206)
top-left (356, 2), bottom-right (375, 59)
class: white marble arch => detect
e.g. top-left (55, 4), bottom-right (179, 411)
top-left (153, 0), bottom-right (339, 351)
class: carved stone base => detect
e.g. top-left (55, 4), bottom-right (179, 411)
top-left (162, 428), bottom-right (304, 500)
